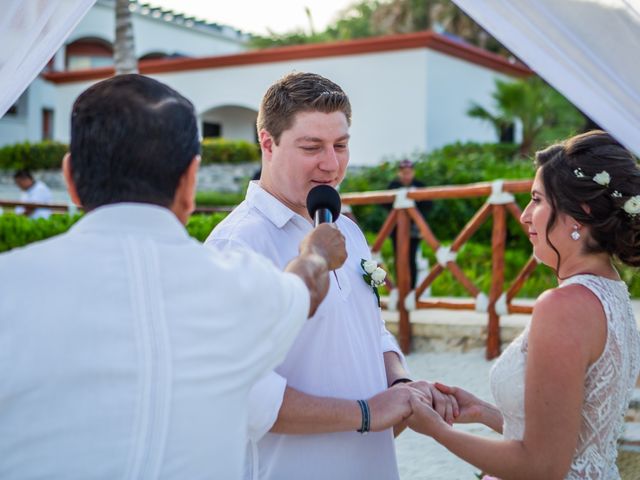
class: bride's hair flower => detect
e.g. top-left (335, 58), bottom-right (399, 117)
top-left (592, 171), bottom-right (611, 186)
top-left (623, 195), bottom-right (640, 216)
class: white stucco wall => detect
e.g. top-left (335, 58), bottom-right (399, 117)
top-left (150, 48), bottom-right (429, 166)
top-left (0, 91), bottom-right (29, 146)
top-left (0, 78), bottom-right (58, 145)
top-left (51, 49), bottom-right (430, 166)
top-left (65, 1), bottom-right (246, 59)
top-left (425, 50), bottom-right (513, 150)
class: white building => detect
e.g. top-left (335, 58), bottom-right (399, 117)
top-left (0, 0), bottom-right (248, 148)
top-left (0, 2), bottom-right (531, 166)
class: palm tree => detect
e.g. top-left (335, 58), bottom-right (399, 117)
top-left (468, 77), bottom-right (584, 156)
top-left (114, 0), bottom-right (137, 75)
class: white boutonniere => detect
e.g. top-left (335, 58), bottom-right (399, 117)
top-left (361, 258), bottom-right (386, 307)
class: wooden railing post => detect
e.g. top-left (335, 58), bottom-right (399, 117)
top-left (487, 204), bottom-right (507, 359)
top-left (396, 208), bottom-right (412, 354)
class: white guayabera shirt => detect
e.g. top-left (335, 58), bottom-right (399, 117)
top-left (207, 182), bottom-right (405, 480)
top-left (0, 203), bottom-right (309, 480)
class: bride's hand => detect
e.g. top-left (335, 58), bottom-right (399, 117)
top-left (434, 382), bottom-right (487, 424)
top-left (406, 394), bottom-right (449, 437)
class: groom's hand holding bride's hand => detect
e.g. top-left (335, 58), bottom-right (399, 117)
top-left (406, 393), bottom-right (450, 438)
top-left (367, 384), bottom-right (431, 431)
top-left (403, 382), bottom-right (477, 439)
top-left (405, 381), bottom-right (459, 425)
top-left (389, 381), bottom-right (459, 437)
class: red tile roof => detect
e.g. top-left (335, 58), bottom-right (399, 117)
top-left (42, 31), bottom-right (532, 84)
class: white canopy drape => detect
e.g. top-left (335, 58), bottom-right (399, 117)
top-left (0, 0), bottom-right (96, 117)
top-left (452, 0), bottom-right (640, 156)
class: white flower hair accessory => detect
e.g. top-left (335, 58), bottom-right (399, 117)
top-left (592, 171), bottom-right (611, 186)
top-left (573, 168), bottom-right (639, 217)
top-left (361, 258), bottom-right (386, 307)
top-left (623, 195), bottom-right (640, 217)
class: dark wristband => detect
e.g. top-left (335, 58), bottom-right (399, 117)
top-left (390, 377), bottom-right (413, 387)
top-left (356, 399), bottom-right (370, 434)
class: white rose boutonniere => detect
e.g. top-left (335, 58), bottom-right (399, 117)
top-left (362, 259), bottom-right (377, 274)
top-left (361, 258), bottom-right (386, 307)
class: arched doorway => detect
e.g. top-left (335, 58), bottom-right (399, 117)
top-left (65, 37), bottom-right (113, 70)
top-left (199, 105), bottom-right (258, 143)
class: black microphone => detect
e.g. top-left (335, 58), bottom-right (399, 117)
top-left (306, 185), bottom-right (341, 225)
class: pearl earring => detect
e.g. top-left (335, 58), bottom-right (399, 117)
top-left (571, 226), bottom-right (581, 241)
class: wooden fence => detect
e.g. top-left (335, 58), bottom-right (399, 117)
top-left (342, 179), bottom-right (536, 359)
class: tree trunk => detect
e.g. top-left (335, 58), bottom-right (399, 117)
top-left (114, 0), bottom-right (138, 75)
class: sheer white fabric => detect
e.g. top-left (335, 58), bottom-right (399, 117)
top-left (452, 0), bottom-right (640, 157)
top-left (490, 275), bottom-right (640, 479)
top-left (0, 0), bottom-right (96, 117)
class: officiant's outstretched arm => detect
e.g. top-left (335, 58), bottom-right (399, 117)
top-left (206, 71), bottom-right (457, 480)
top-left (406, 130), bottom-right (640, 480)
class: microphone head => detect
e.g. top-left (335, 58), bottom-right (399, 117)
top-left (306, 185), bottom-right (341, 222)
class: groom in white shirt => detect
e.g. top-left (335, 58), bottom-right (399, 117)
top-left (0, 74), bottom-right (348, 479)
top-left (207, 72), bottom-right (455, 480)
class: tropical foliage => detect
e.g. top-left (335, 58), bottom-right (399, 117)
top-left (467, 77), bottom-right (586, 156)
top-left (340, 142), bottom-right (533, 246)
top-left (249, 0), bottom-right (507, 55)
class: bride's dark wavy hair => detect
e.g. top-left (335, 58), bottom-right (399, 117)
top-left (534, 130), bottom-right (640, 273)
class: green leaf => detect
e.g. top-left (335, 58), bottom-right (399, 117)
top-left (373, 286), bottom-right (381, 308)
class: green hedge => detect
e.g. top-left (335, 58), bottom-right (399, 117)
top-left (0, 141), bottom-right (68, 170)
top-left (195, 191), bottom-right (244, 207)
top-left (0, 212), bottom-right (228, 253)
top-left (200, 138), bottom-right (260, 165)
top-left (0, 139), bottom-right (260, 170)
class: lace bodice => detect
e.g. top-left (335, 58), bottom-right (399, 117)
top-left (490, 275), bottom-right (640, 479)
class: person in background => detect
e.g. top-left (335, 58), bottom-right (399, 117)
top-left (387, 159), bottom-right (433, 288)
top-left (0, 74), bottom-right (348, 480)
top-left (407, 130), bottom-right (640, 479)
top-left (13, 169), bottom-right (52, 219)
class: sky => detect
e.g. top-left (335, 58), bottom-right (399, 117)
top-left (147, 0), bottom-right (358, 36)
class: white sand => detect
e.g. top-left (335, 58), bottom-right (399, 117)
top-left (395, 349), bottom-right (501, 480)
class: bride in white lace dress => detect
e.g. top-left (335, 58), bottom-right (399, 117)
top-left (406, 130), bottom-right (640, 479)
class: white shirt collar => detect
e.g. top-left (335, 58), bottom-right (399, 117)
top-left (70, 203), bottom-right (189, 240)
top-left (246, 181), bottom-right (311, 230)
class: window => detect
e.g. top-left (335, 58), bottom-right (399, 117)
top-left (42, 109), bottom-right (53, 140)
top-left (66, 39), bottom-right (113, 71)
top-left (203, 122), bottom-right (221, 138)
